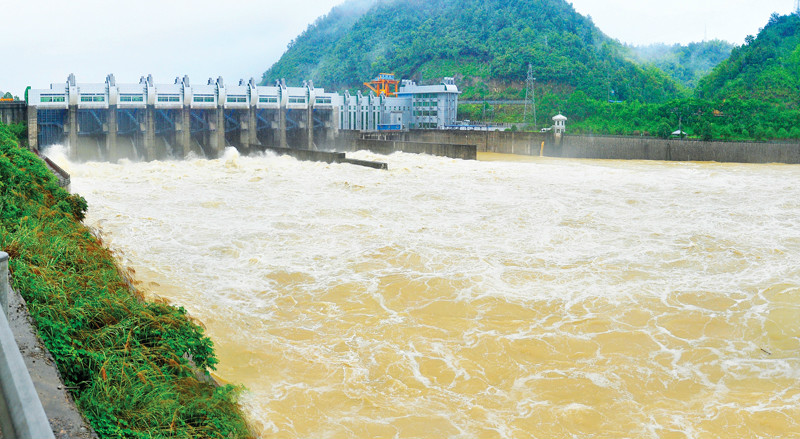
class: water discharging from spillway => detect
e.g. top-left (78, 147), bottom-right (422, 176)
top-left (51, 147), bottom-right (800, 438)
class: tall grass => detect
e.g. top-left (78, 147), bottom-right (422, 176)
top-left (0, 124), bottom-right (253, 438)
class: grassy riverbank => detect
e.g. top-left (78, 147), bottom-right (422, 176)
top-left (0, 123), bottom-right (252, 437)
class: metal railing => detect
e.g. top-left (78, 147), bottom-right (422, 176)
top-left (34, 150), bottom-right (71, 190)
top-left (0, 252), bottom-right (56, 439)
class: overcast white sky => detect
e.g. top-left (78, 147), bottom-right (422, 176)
top-left (0, 0), bottom-right (796, 96)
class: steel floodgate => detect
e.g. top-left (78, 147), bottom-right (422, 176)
top-left (51, 146), bottom-right (800, 439)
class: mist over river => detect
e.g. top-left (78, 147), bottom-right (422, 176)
top-left (51, 147), bottom-right (800, 438)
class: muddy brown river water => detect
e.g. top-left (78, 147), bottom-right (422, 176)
top-left (52, 147), bottom-right (800, 438)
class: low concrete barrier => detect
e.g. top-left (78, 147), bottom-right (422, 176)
top-left (341, 158), bottom-right (388, 170)
top-left (263, 145), bottom-right (345, 164)
top-left (260, 145), bottom-right (388, 170)
top-left (354, 139), bottom-right (477, 160)
top-left (0, 252), bottom-right (56, 439)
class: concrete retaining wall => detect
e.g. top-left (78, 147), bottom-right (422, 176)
top-left (353, 139), bottom-right (477, 160)
top-left (330, 130), bottom-right (800, 165)
top-left (0, 102), bottom-right (27, 126)
top-left (325, 132), bottom-right (477, 160)
top-left (404, 130), bottom-right (547, 156)
top-left (261, 145), bottom-right (388, 169)
top-left (558, 135), bottom-right (800, 164)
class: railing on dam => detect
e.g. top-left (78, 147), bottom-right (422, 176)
top-left (0, 252), bottom-right (56, 439)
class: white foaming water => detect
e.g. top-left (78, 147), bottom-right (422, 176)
top-left (50, 145), bottom-right (800, 438)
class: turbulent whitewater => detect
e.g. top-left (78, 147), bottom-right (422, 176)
top-left (52, 147), bottom-right (800, 438)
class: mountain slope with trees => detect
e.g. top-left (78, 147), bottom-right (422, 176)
top-left (631, 40), bottom-right (734, 89)
top-left (697, 13), bottom-right (800, 107)
top-left (263, 0), bottom-right (683, 103)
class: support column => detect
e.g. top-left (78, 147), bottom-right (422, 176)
top-left (26, 106), bottom-right (38, 151)
top-left (144, 105), bottom-right (156, 161)
top-left (214, 107), bottom-right (225, 157)
top-left (181, 108), bottom-right (191, 158)
top-left (68, 105), bottom-right (78, 160)
top-left (248, 106), bottom-right (258, 149)
top-left (279, 109), bottom-right (287, 148)
top-left (307, 107), bottom-right (314, 150)
top-left (328, 107), bottom-right (339, 147)
top-left (106, 106), bottom-right (117, 161)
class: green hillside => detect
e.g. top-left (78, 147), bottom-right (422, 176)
top-left (262, 0), bottom-right (683, 103)
top-left (632, 40), bottom-right (734, 89)
top-left (697, 13), bottom-right (800, 107)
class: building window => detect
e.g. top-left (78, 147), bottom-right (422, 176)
top-left (120, 95), bottom-right (144, 102)
top-left (158, 95), bottom-right (180, 102)
top-left (315, 97), bottom-right (332, 104)
top-left (259, 97), bottom-right (278, 103)
top-left (193, 95), bottom-right (214, 103)
top-left (40, 95), bottom-right (65, 103)
top-left (80, 95), bottom-right (105, 102)
top-left (288, 97), bottom-right (306, 104)
top-left (227, 96), bottom-right (247, 103)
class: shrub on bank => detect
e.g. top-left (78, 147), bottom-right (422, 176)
top-left (0, 123), bottom-right (252, 438)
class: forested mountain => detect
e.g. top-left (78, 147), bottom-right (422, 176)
top-left (262, 0), bottom-right (683, 103)
top-left (697, 13), bottom-right (800, 107)
top-left (631, 40), bottom-right (734, 89)
top-left (264, 3), bottom-right (800, 140)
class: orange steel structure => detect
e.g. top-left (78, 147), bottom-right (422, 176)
top-left (364, 73), bottom-right (400, 97)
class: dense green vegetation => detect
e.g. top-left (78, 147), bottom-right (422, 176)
top-left (563, 14), bottom-right (800, 139)
top-left (462, 95), bottom-right (800, 140)
top-left (452, 12), bottom-right (800, 140)
top-left (697, 13), bottom-right (800, 107)
top-left (264, 0), bottom-right (800, 140)
top-left (631, 40), bottom-right (734, 89)
top-left (0, 123), bottom-right (252, 438)
top-left (263, 0), bottom-right (683, 103)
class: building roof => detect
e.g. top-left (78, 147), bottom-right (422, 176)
top-left (552, 114), bottom-right (567, 121)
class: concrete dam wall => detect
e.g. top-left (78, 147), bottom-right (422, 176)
top-left (557, 135), bottom-right (800, 164)
top-left (393, 130), bottom-right (800, 165)
top-left (0, 101), bottom-right (26, 126)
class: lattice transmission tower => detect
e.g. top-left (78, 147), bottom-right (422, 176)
top-left (523, 64), bottom-right (537, 130)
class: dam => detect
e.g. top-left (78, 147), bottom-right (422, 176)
top-left (51, 147), bottom-right (800, 439)
top-left (26, 74), bottom-right (460, 162)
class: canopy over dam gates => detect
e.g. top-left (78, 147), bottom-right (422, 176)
top-left (26, 74), bottom-right (461, 162)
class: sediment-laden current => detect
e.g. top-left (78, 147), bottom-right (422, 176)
top-left (52, 147), bottom-right (800, 438)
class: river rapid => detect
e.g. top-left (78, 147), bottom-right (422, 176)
top-left (51, 147), bottom-right (800, 438)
